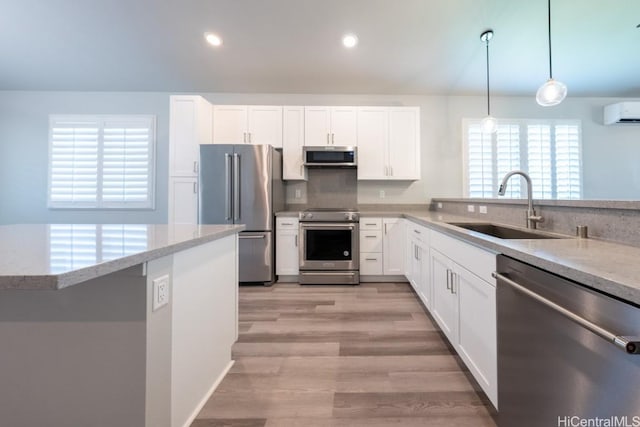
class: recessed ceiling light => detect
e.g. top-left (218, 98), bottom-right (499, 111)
top-left (342, 33), bottom-right (358, 48)
top-left (204, 33), bottom-right (222, 47)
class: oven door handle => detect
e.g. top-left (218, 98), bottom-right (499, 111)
top-left (299, 223), bottom-right (356, 229)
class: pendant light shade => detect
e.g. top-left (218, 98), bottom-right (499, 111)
top-left (537, 0), bottom-right (567, 106)
top-left (480, 30), bottom-right (497, 134)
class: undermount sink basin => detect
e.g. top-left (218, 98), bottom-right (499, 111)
top-left (446, 222), bottom-right (569, 240)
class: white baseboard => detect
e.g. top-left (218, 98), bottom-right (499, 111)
top-left (179, 360), bottom-right (234, 427)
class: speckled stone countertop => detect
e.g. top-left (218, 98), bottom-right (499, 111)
top-left (277, 206), bottom-right (640, 305)
top-left (0, 224), bottom-right (245, 291)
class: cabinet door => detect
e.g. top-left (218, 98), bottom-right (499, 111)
top-left (213, 105), bottom-right (248, 144)
top-left (388, 107), bottom-right (420, 180)
top-left (456, 265), bottom-right (497, 406)
top-left (383, 218), bottom-right (404, 275)
top-left (430, 249), bottom-right (458, 343)
top-left (304, 107), bottom-right (331, 146)
top-left (169, 96), bottom-right (212, 177)
top-left (330, 107), bottom-right (357, 146)
top-left (357, 107), bottom-right (388, 180)
top-left (169, 177), bottom-right (198, 225)
top-left (276, 227), bottom-right (299, 275)
top-left (282, 106), bottom-right (306, 180)
top-left (248, 106), bottom-right (283, 147)
top-left (418, 243), bottom-right (431, 309)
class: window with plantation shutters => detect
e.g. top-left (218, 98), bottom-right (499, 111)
top-left (48, 115), bottom-right (155, 209)
top-left (464, 119), bottom-right (582, 199)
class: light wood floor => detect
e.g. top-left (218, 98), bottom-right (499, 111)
top-left (192, 282), bottom-right (497, 427)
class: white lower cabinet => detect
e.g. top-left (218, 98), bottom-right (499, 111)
top-left (405, 223), bottom-right (431, 308)
top-left (428, 228), bottom-right (498, 408)
top-left (275, 218), bottom-right (299, 276)
top-left (168, 177), bottom-right (198, 224)
top-left (383, 218), bottom-right (404, 275)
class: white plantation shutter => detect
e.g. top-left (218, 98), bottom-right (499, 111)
top-left (555, 124), bottom-right (581, 199)
top-left (49, 115), bottom-right (155, 209)
top-left (49, 120), bottom-right (99, 204)
top-left (527, 124), bottom-right (553, 199)
top-left (496, 124), bottom-right (521, 198)
top-left (464, 119), bottom-right (581, 200)
top-left (467, 124), bottom-right (494, 198)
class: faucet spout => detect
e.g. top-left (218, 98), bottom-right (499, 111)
top-left (497, 170), bottom-right (543, 229)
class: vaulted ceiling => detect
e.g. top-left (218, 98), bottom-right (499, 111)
top-left (2, 0), bottom-right (639, 96)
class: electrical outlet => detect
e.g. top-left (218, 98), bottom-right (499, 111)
top-left (437, 202), bottom-right (443, 209)
top-left (467, 205), bottom-right (475, 213)
top-left (295, 189), bottom-right (302, 199)
top-left (479, 205), bottom-right (488, 214)
top-left (379, 190), bottom-right (385, 199)
top-left (153, 275), bottom-right (170, 311)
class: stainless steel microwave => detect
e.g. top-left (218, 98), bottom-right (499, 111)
top-left (303, 146), bottom-right (357, 168)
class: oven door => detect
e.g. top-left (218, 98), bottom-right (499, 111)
top-left (299, 222), bottom-right (359, 271)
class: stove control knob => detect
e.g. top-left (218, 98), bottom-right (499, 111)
top-left (345, 213), bottom-right (351, 220)
top-left (308, 213), bottom-right (313, 219)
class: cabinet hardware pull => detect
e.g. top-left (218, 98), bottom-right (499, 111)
top-left (332, 133), bottom-right (335, 144)
top-left (193, 161), bottom-right (198, 173)
top-left (248, 132), bottom-right (251, 143)
top-left (193, 182), bottom-right (197, 194)
top-left (365, 258), bottom-right (377, 261)
top-left (446, 269), bottom-right (451, 290)
top-left (384, 223), bottom-right (387, 234)
top-left (451, 272), bottom-right (456, 294)
top-left (327, 133), bottom-right (330, 145)
top-left (390, 166), bottom-right (393, 176)
top-left (492, 272), bottom-right (640, 355)
top-left (243, 132), bottom-right (247, 143)
top-left (295, 235), bottom-right (298, 247)
top-left (414, 230), bottom-right (421, 234)
top-left (282, 222), bottom-right (293, 226)
top-left (365, 235), bottom-right (376, 238)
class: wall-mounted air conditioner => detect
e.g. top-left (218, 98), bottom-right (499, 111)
top-left (604, 102), bottom-right (640, 125)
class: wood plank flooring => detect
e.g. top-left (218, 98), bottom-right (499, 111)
top-left (192, 282), bottom-right (497, 427)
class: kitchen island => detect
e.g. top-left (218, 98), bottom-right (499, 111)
top-left (0, 223), bottom-right (244, 427)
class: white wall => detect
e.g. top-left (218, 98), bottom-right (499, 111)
top-left (0, 90), bottom-right (637, 225)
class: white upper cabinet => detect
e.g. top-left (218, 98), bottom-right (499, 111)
top-left (213, 105), bottom-right (283, 147)
top-left (169, 177), bottom-right (198, 225)
top-left (304, 106), bottom-right (357, 146)
top-left (169, 95), bottom-right (213, 177)
top-left (282, 106), bottom-right (307, 180)
top-left (388, 107), bottom-right (420, 180)
top-left (357, 106), bottom-right (420, 181)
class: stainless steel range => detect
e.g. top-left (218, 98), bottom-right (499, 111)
top-left (298, 208), bottom-right (360, 285)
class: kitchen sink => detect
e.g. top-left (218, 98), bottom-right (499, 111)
top-left (446, 222), bottom-right (570, 240)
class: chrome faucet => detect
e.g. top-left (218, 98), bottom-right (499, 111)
top-left (498, 170), bottom-right (544, 229)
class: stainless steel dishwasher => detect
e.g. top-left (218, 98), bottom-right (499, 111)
top-left (495, 255), bottom-right (640, 427)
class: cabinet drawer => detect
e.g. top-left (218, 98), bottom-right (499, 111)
top-left (276, 218), bottom-right (299, 230)
top-left (407, 223), bottom-right (429, 244)
top-left (360, 218), bottom-right (382, 230)
top-left (430, 229), bottom-right (496, 285)
top-left (360, 253), bottom-right (383, 275)
top-left (360, 230), bottom-right (382, 252)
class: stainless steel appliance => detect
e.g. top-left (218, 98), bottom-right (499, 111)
top-left (298, 209), bottom-right (359, 284)
top-left (495, 255), bottom-right (640, 427)
top-left (199, 144), bottom-right (284, 284)
top-left (303, 146), bottom-right (357, 168)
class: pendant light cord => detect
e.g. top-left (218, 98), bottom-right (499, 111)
top-left (485, 37), bottom-right (491, 116)
top-left (547, 0), bottom-right (553, 79)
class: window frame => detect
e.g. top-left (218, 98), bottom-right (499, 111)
top-left (48, 114), bottom-right (156, 210)
top-left (462, 118), bottom-right (583, 200)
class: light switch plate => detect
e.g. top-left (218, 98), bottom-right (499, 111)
top-left (379, 190), bottom-right (385, 199)
top-left (295, 189), bottom-right (302, 199)
top-left (152, 275), bottom-right (170, 311)
top-left (467, 205), bottom-right (475, 213)
top-left (479, 205), bottom-right (488, 214)
top-left (437, 202), bottom-right (443, 209)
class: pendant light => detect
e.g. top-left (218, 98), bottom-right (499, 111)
top-left (480, 30), bottom-right (497, 134)
top-left (536, 0), bottom-right (567, 106)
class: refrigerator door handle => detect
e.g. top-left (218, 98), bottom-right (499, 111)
top-left (233, 153), bottom-right (241, 221)
top-left (225, 153), bottom-right (232, 220)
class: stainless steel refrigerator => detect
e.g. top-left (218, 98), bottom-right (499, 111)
top-left (199, 144), bottom-right (285, 284)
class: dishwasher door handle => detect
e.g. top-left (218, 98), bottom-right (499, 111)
top-left (493, 271), bottom-right (640, 355)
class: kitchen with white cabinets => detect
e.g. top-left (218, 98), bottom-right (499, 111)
top-left (2, 1), bottom-right (640, 427)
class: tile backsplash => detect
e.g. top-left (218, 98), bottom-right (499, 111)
top-left (305, 168), bottom-right (357, 209)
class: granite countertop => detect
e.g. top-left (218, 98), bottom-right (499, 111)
top-left (0, 224), bottom-right (245, 291)
top-left (277, 206), bottom-right (640, 305)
